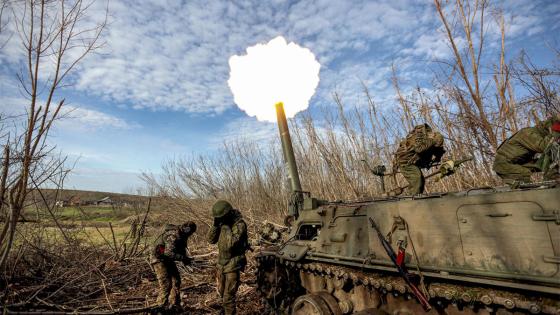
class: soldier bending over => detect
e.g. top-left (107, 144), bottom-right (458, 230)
top-left (150, 221), bottom-right (197, 311)
top-left (208, 200), bottom-right (249, 315)
top-left (394, 124), bottom-right (446, 195)
top-left (494, 116), bottom-right (560, 186)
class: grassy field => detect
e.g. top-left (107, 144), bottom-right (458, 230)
top-left (52, 206), bottom-right (135, 221)
top-left (19, 204), bottom-right (158, 247)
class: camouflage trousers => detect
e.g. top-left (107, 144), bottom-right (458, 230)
top-left (493, 156), bottom-right (539, 184)
top-left (153, 261), bottom-right (181, 307)
top-left (217, 270), bottom-right (240, 315)
top-left (400, 164), bottom-right (425, 195)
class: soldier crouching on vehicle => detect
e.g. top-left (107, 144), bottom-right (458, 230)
top-left (394, 124), bottom-right (446, 195)
top-left (494, 116), bottom-right (560, 186)
top-left (207, 200), bottom-right (249, 315)
top-left (150, 221), bottom-right (197, 311)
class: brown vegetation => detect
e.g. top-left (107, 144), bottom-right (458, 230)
top-left (2, 199), bottom-right (264, 314)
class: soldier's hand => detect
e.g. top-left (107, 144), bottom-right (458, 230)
top-left (439, 160), bottom-right (455, 176)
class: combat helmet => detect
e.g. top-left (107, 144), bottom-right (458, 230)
top-left (212, 200), bottom-right (233, 218)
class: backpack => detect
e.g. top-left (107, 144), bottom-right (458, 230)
top-left (394, 124), bottom-right (431, 166)
top-left (152, 224), bottom-right (177, 260)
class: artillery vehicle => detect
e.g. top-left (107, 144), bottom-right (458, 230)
top-left (256, 103), bottom-right (560, 315)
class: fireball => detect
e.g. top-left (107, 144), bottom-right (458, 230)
top-left (228, 36), bottom-right (321, 122)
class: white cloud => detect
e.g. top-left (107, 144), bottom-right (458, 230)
top-left (212, 117), bottom-right (278, 148)
top-left (2, 0), bottom-right (553, 119)
top-left (63, 167), bottom-right (145, 194)
top-left (2, 0), bottom-right (555, 126)
top-left (398, 0), bottom-right (555, 63)
top-left (502, 0), bottom-right (553, 37)
top-left (0, 94), bottom-right (135, 132)
top-left (402, 32), bottom-right (458, 60)
top-left (57, 0), bottom-right (433, 115)
top-left (58, 105), bottom-right (137, 131)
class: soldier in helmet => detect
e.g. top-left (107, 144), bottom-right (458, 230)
top-left (394, 124), bottom-right (446, 195)
top-left (151, 221), bottom-right (197, 311)
top-left (493, 116), bottom-right (560, 186)
top-left (207, 200), bottom-right (249, 315)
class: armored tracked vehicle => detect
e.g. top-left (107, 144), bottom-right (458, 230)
top-left (256, 103), bottom-right (560, 315)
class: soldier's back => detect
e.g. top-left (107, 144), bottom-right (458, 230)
top-left (395, 125), bottom-right (430, 165)
top-left (496, 127), bottom-right (549, 163)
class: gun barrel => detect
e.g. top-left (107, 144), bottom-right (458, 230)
top-left (456, 156), bottom-right (474, 165)
top-left (276, 102), bottom-right (302, 192)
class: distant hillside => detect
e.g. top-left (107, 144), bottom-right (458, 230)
top-left (29, 188), bottom-right (152, 205)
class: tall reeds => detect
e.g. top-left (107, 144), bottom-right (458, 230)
top-left (145, 0), bottom-right (559, 225)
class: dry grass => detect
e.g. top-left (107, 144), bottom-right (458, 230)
top-left (1, 197), bottom-right (268, 314)
top-left (2, 215), bottom-right (265, 314)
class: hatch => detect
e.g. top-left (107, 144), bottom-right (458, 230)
top-left (457, 201), bottom-right (557, 277)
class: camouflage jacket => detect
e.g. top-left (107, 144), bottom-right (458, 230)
top-left (150, 224), bottom-right (189, 264)
top-left (495, 127), bottom-right (554, 165)
top-left (207, 210), bottom-right (248, 273)
top-left (395, 125), bottom-right (445, 168)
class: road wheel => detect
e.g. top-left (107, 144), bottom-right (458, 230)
top-left (292, 294), bottom-right (332, 315)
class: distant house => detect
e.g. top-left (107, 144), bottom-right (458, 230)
top-left (55, 196), bottom-right (82, 207)
top-left (68, 196), bottom-right (81, 206)
top-left (95, 196), bottom-right (113, 206)
top-left (82, 200), bottom-right (96, 206)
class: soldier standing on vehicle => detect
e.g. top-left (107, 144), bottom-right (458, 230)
top-left (394, 124), bottom-right (446, 195)
top-left (207, 200), bottom-right (249, 315)
top-left (151, 221), bottom-right (197, 311)
top-left (493, 116), bottom-right (560, 186)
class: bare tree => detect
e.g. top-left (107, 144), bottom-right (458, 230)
top-left (433, 0), bottom-right (499, 149)
top-left (0, 0), bottom-right (107, 270)
top-left (513, 51), bottom-right (560, 116)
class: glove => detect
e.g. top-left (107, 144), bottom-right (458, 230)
top-left (439, 160), bottom-right (455, 176)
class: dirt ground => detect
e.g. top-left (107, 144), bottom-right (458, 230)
top-left (3, 202), bottom-right (269, 314)
top-left (3, 248), bottom-right (266, 314)
top-left (155, 269), bottom-right (263, 314)
top-left (147, 256), bottom-right (265, 315)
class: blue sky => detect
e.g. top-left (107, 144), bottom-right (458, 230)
top-left (1, 0), bottom-right (559, 193)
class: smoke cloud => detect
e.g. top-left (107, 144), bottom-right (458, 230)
top-left (228, 36), bottom-right (321, 122)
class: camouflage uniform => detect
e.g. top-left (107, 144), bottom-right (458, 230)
top-left (394, 124), bottom-right (445, 195)
top-left (494, 118), bottom-right (560, 184)
top-left (151, 223), bottom-right (195, 309)
top-left (208, 208), bottom-right (248, 315)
